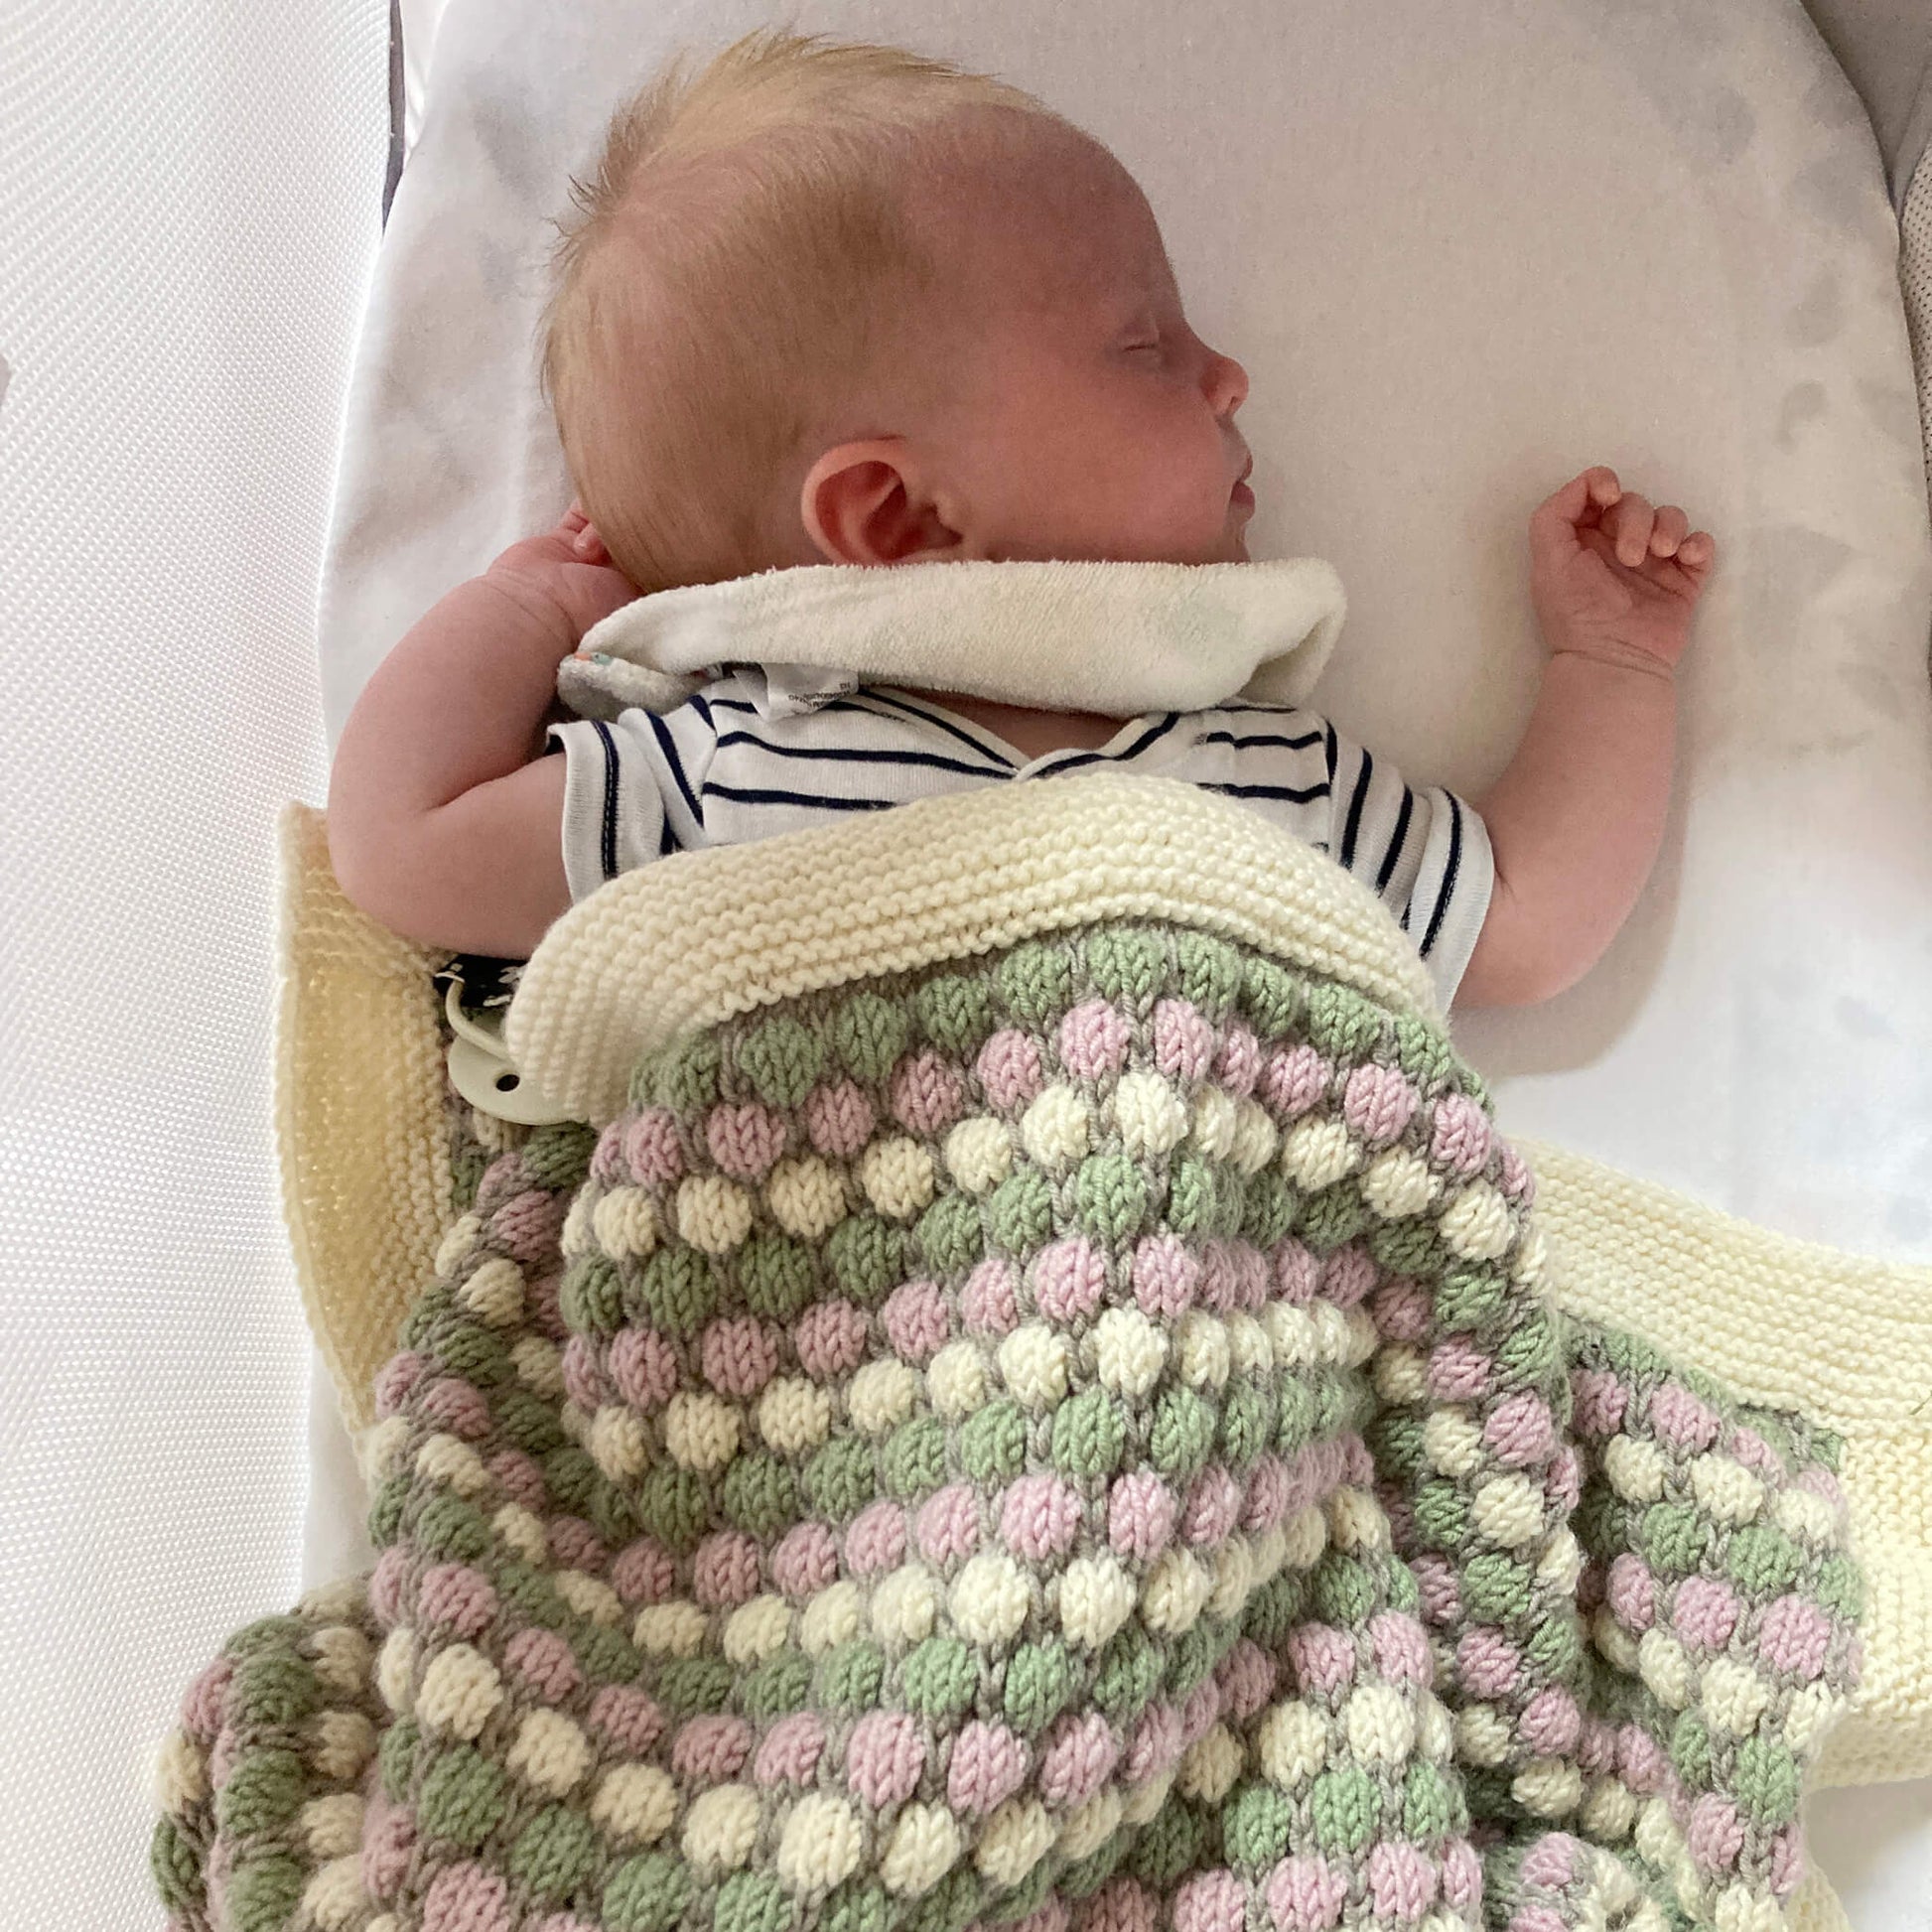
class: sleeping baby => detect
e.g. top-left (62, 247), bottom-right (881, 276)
top-left (327, 27), bottom-right (1717, 1012)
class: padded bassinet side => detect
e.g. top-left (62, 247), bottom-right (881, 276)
top-left (275, 802), bottom-right (453, 1435)
top-left (1904, 153), bottom-right (1932, 507)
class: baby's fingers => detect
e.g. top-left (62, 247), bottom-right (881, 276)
top-left (1530, 466), bottom-right (1621, 573)
top-left (1605, 492), bottom-right (1657, 567)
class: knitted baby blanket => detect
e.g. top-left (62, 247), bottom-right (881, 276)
top-left (151, 774), bottom-right (1898, 1932)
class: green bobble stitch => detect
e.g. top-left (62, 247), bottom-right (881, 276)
top-left (1387, 1560), bottom-right (1423, 1615)
top-left (520, 1120), bottom-right (597, 1189)
top-left (412, 1491), bottom-right (493, 1567)
top-left (1815, 1555), bottom-right (1862, 1620)
top-left (1166, 1620), bottom-right (1225, 1698)
top-left (1402, 1760), bottom-right (1458, 1842)
top-left (578, 1622), bottom-right (642, 1685)
top-left (1127, 1801), bottom-right (1201, 1885)
top-left (884, 1415), bottom-right (948, 1498)
top-left (605, 1853), bottom-right (691, 1932)
top-left (1573, 1487), bottom-right (1620, 1564)
top-left (1370, 1219), bottom-right (1444, 1278)
top-left (658, 1657), bottom-right (734, 1717)
top-left (1311, 1553), bottom-right (1375, 1626)
top-left (916, 973), bottom-right (995, 1057)
top-left (1223, 1781), bottom-right (1293, 1870)
top-left (1414, 1478), bottom-right (1470, 1552)
top-left (821, 1640), bottom-right (886, 1713)
top-left (742, 1650), bottom-right (813, 1720)
top-left (589, 1482), bottom-right (639, 1551)
top-left (1366, 1413), bottom-right (1427, 1483)
top-left (904, 1866), bottom-right (982, 1932)
top-left (962, 1401), bottom-right (1029, 1484)
top-left (1391, 1013), bottom-right (1459, 1090)
top-left (1240, 956), bottom-right (1303, 1039)
top-left (1306, 983), bottom-right (1386, 1064)
top-left (562, 1254), bottom-right (624, 1334)
top-left (821, 1884), bottom-right (892, 1932)
top-left (1309, 1371), bottom-right (1351, 1441)
top-left (1092, 1625), bottom-right (1161, 1720)
top-left (378, 1717), bottom-right (421, 1801)
top-left (658, 1035), bottom-right (723, 1113)
top-left (1052, 1387), bottom-right (1126, 1479)
top-left (826, 1213), bottom-right (904, 1307)
top-left (542, 1442), bottom-right (600, 1515)
top-left (1461, 1552), bottom-right (1534, 1624)
top-left (226, 1856), bottom-right (307, 1932)
top-left (1151, 1386), bottom-right (1215, 1479)
top-left (999, 942), bottom-right (1074, 1028)
top-left (833, 994), bottom-right (908, 1085)
top-left (636, 1247), bottom-right (718, 1337)
top-left (916, 1194), bottom-right (983, 1277)
top-left (987, 1170), bottom-right (1055, 1257)
top-left (231, 1651), bottom-right (321, 1727)
top-left (721, 1453), bottom-right (797, 1542)
top-left (1243, 1571), bottom-right (1307, 1647)
top-left (1274, 1379), bottom-right (1316, 1455)
top-left (1057, 1834), bottom-right (1125, 1899)
top-left (1219, 1381), bottom-right (1274, 1467)
top-left (1524, 1610), bottom-right (1584, 1684)
top-left (495, 1385), bottom-right (567, 1455)
top-left (1004, 1638), bottom-right (1074, 1733)
top-left (430, 1315), bottom-right (512, 1391)
top-left (639, 1465), bottom-right (714, 1553)
top-left (902, 1636), bottom-right (977, 1721)
top-left (510, 1804), bottom-right (600, 1903)
top-left (213, 1746), bottom-right (307, 1836)
top-left (1670, 1711), bottom-right (1712, 1784)
top-left (367, 1469), bottom-right (410, 1546)
top-left (737, 1234), bottom-right (818, 1322)
top-left (1298, 1182), bottom-right (1367, 1254)
top-left (1734, 1735), bottom-right (1801, 1826)
top-left (402, 1283), bottom-right (455, 1350)
top-left (807, 1435), bottom-right (877, 1520)
top-left (1812, 1426), bottom-right (1843, 1476)
top-left (740, 1016), bottom-right (825, 1108)
top-left (1174, 932), bottom-right (1243, 1017)
top-left (1727, 1524), bottom-right (1803, 1597)
top-left (1642, 1503), bottom-right (1713, 1577)
top-left (1166, 1153), bottom-right (1218, 1238)
top-left (981, 1864), bottom-right (1053, 1925)
top-left (497, 1562), bottom-right (569, 1631)
top-left (1459, 1766), bottom-right (1512, 1826)
top-left (1436, 1266), bottom-right (1509, 1331)
top-left (1086, 928), bottom-right (1167, 1007)
top-left (1241, 1172), bottom-right (1296, 1249)
top-left (716, 1870), bottom-right (796, 1932)
top-left (416, 1741), bottom-right (507, 1851)
top-left (1311, 1765), bottom-right (1380, 1855)
top-left (149, 1816), bottom-right (202, 1913)
top-left (1494, 1307), bottom-right (1557, 1383)
top-left (1077, 1151), bottom-right (1150, 1246)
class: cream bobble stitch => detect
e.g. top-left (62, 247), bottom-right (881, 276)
top-left (632, 1601), bottom-right (708, 1658)
top-left (505, 1709), bottom-right (591, 1796)
top-left (1176, 1311), bottom-right (1230, 1388)
top-left (1057, 1789), bottom-right (1123, 1860)
top-left (414, 1644), bottom-right (501, 1740)
top-left (683, 1784), bottom-right (759, 1873)
top-left (927, 1341), bottom-right (986, 1418)
top-left (975, 1798), bottom-right (1056, 1885)
top-left (1258, 1701), bottom-right (1328, 1786)
top-left (871, 1563), bottom-right (939, 1647)
top-left (491, 1501), bottom-right (547, 1564)
top-left (1059, 1554), bottom-right (1136, 1649)
top-left (1143, 1548), bottom-right (1212, 1635)
top-left (723, 1594), bottom-right (791, 1666)
top-left (1360, 1146), bottom-right (1440, 1220)
top-left (458, 1254), bottom-right (524, 1325)
top-left (778, 1794), bottom-right (865, 1892)
top-left (663, 1391), bottom-right (739, 1472)
top-left (951, 1552), bottom-right (1032, 1646)
top-left (1439, 1179), bottom-right (1513, 1261)
top-left (554, 1571), bottom-right (622, 1627)
top-left (764, 1156), bottom-right (849, 1241)
top-left (1423, 1408), bottom-right (1483, 1479)
top-left (509, 1333), bottom-right (565, 1398)
top-left (674, 1173), bottom-right (755, 1254)
top-left (1209, 1536), bottom-right (1256, 1620)
top-left (849, 1357), bottom-right (919, 1436)
top-left (1189, 1085), bottom-right (1239, 1161)
top-left (800, 1580), bottom-right (863, 1656)
top-left (1262, 1303), bottom-right (1317, 1371)
top-left (860, 1136), bottom-right (936, 1220)
top-left (590, 1185), bottom-right (658, 1260)
top-left (1225, 1311), bottom-right (1272, 1376)
top-left (943, 1115), bottom-right (1013, 1194)
top-left (1229, 1097), bottom-right (1279, 1175)
top-left (1110, 1070), bottom-right (1188, 1157)
top-left (299, 1792), bottom-right (363, 1861)
top-left (1093, 1306), bottom-right (1167, 1397)
top-left (1020, 1085), bottom-right (1091, 1170)
top-left (1178, 1725), bottom-right (1245, 1803)
top-left (759, 1377), bottom-right (832, 1455)
top-left (1000, 1323), bottom-right (1069, 1409)
top-left (1344, 1684), bottom-right (1416, 1766)
top-left (375, 1626), bottom-right (415, 1715)
top-left (1280, 1116), bottom-right (1359, 1189)
top-left (881, 1803), bottom-right (962, 1895)
top-left (415, 1432), bottom-right (490, 1497)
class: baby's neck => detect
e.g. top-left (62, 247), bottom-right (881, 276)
top-left (911, 688), bottom-right (1128, 759)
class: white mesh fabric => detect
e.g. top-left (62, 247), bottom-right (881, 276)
top-left (0, 1), bottom-right (388, 1924)
top-left (1904, 152), bottom-right (1932, 503)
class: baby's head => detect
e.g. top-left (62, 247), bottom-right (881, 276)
top-left (540, 29), bottom-right (1254, 595)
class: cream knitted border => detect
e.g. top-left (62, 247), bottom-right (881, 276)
top-left (506, 769), bottom-right (1440, 1129)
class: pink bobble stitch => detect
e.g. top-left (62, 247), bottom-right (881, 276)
top-left (755, 1711), bottom-right (825, 1787)
top-left (694, 1531), bottom-right (762, 1608)
top-left (1648, 1382), bottom-right (1722, 1453)
top-left (1606, 1555), bottom-right (1655, 1633)
top-left (495, 1188), bottom-right (567, 1266)
top-left (1371, 1281), bottom-right (1431, 1343)
top-left (180, 1655), bottom-right (234, 1741)
top-left (1369, 1611), bottom-right (1432, 1686)
top-left (1367, 1843), bottom-right (1438, 1921)
top-left (503, 1627), bottom-right (580, 1704)
top-left (1428, 1093), bottom-right (1490, 1175)
top-left (1058, 1000), bottom-right (1132, 1081)
top-left (892, 1049), bottom-right (967, 1137)
top-left (1617, 1724), bottom-right (1665, 1792)
top-left (526, 1269), bottom-right (567, 1341)
top-left (1174, 1869), bottom-right (1245, 1932)
top-left (1510, 1908), bottom-right (1568, 1932)
top-left (672, 1715), bottom-right (753, 1784)
top-left (1214, 1023), bottom-right (1262, 1098)
top-left (846, 1500), bottom-right (907, 1576)
top-left (540, 1518), bottom-right (598, 1576)
top-left (1440, 1840), bottom-right (1482, 1909)
top-left (1123, 1701), bottom-right (1183, 1783)
top-left (705, 1101), bottom-right (789, 1181)
top-left (1728, 1427), bottom-right (1782, 1477)
top-left (772, 1522), bottom-right (839, 1597)
top-left (359, 1796), bottom-right (416, 1903)
top-left (1261, 1043), bottom-right (1330, 1120)
top-left (1240, 1454), bottom-right (1291, 1533)
top-left (1343, 1064), bottom-right (1419, 1146)
top-left (946, 1720), bottom-right (1029, 1813)
top-left (372, 1351), bottom-right (427, 1419)
top-left (1544, 1445), bottom-right (1583, 1512)
top-left (422, 1861), bottom-right (512, 1932)
top-left (698, 1316), bottom-right (778, 1400)
top-left (1179, 1679), bottom-right (1222, 1745)
top-left (1267, 1855), bottom-right (1348, 1932)
top-left (1483, 1390), bottom-right (1555, 1467)
top-left (1456, 1628), bottom-right (1521, 1699)
top-left (560, 1337), bottom-right (606, 1412)
top-left (1133, 1233), bottom-right (1199, 1317)
top-left (1689, 1794), bottom-right (1744, 1873)
top-left (1198, 1239), bottom-right (1241, 1314)
top-left (1673, 1576), bottom-right (1741, 1652)
top-left (1078, 1880), bottom-right (1157, 1932)
top-left (1272, 1239), bottom-right (1319, 1305)
top-left (1428, 1335), bottom-right (1492, 1402)
top-left (1519, 1688), bottom-right (1582, 1757)
top-left (1153, 999), bottom-right (1216, 1080)
top-left (917, 1484), bottom-right (982, 1565)
top-left (1570, 1369), bottom-right (1627, 1441)
top-left (486, 1448), bottom-right (547, 1509)
top-left (962, 1258), bottom-right (1020, 1334)
top-left (1341, 1436), bottom-right (1374, 1486)
top-left (1759, 1593), bottom-right (1832, 1679)
top-left (978, 1030), bottom-right (1044, 1112)
top-left (208, 1727), bottom-right (241, 1790)
top-left (621, 1109), bottom-right (684, 1186)
top-left (794, 1299), bottom-right (869, 1381)
top-left (1181, 1466), bottom-right (1242, 1546)
top-left (588, 1685), bottom-right (664, 1754)
top-left (803, 1079), bottom-right (875, 1158)
top-left (1012, 1901), bottom-right (1068, 1932)
top-left (421, 1375), bottom-right (493, 1441)
top-left (369, 1546), bottom-right (409, 1625)
top-left (1216, 1639), bottom-right (1279, 1722)
top-left (883, 1280), bottom-right (950, 1363)
top-left (1033, 1236), bottom-right (1108, 1323)
top-left (609, 1327), bottom-right (678, 1410)
top-left (1108, 1470), bottom-right (1175, 1561)
top-left (591, 1120), bottom-right (630, 1185)
top-left (1039, 1712), bottom-right (1119, 1809)
top-left (1318, 1244), bottom-right (1376, 1309)
top-left (1499, 1142), bottom-right (1534, 1202)
top-left (416, 1564), bottom-right (498, 1639)
top-left (1000, 1475), bottom-right (1081, 1562)
top-left (611, 1537), bottom-right (674, 1604)
top-left (1770, 1826), bottom-right (1807, 1898)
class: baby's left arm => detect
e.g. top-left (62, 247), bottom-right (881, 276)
top-left (1456, 466), bottom-right (1718, 1008)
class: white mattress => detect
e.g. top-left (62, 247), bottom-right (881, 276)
top-left (312, 0), bottom-right (1932, 1921)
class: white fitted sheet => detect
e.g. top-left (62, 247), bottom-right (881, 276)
top-left (311, 0), bottom-right (1932, 1919)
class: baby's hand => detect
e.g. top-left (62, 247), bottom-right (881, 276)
top-left (485, 503), bottom-right (639, 647)
top-left (1528, 466), bottom-right (1717, 671)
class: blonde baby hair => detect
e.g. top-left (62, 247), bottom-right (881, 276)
top-left (539, 26), bottom-right (1083, 594)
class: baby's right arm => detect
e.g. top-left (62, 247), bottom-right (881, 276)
top-left (327, 508), bottom-right (637, 958)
